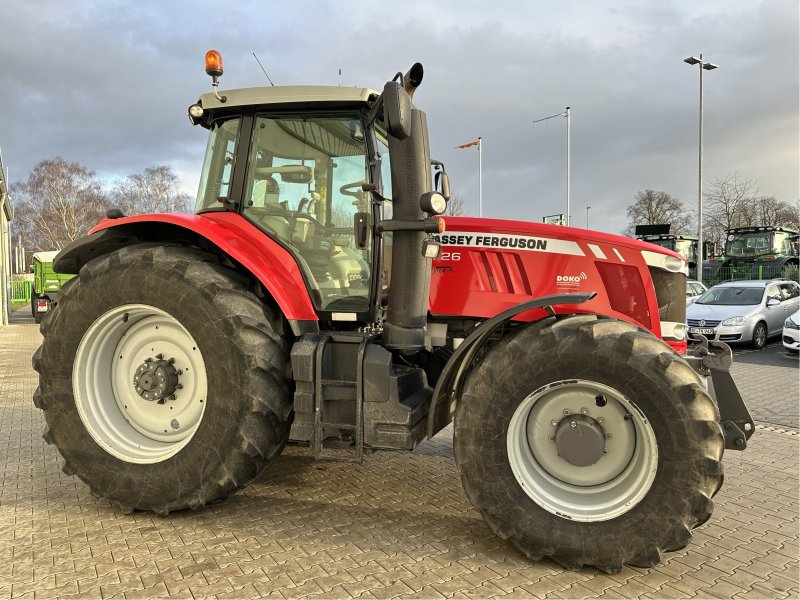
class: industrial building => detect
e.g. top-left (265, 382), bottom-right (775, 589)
top-left (0, 153), bottom-right (12, 326)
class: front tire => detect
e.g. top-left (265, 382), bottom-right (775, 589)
top-left (32, 245), bottom-right (293, 514)
top-left (454, 315), bottom-right (724, 573)
top-left (751, 321), bottom-right (767, 350)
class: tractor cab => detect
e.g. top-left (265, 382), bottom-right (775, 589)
top-left (194, 109), bottom-right (379, 315)
top-left (189, 52), bottom-right (446, 339)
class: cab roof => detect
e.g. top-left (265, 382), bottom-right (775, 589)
top-left (198, 85), bottom-right (378, 112)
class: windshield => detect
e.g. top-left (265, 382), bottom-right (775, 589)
top-left (725, 231), bottom-right (786, 257)
top-left (196, 118), bottom-right (240, 211)
top-left (696, 286), bottom-right (764, 306)
top-left (674, 239), bottom-right (696, 263)
top-left (242, 114), bottom-right (372, 313)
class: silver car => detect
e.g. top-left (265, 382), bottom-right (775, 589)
top-left (687, 279), bottom-right (800, 349)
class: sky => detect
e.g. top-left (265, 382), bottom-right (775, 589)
top-left (0, 0), bottom-right (797, 235)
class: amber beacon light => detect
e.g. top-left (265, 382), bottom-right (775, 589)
top-left (205, 50), bottom-right (223, 77)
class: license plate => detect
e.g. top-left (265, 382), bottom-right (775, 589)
top-left (690, 327), bottom-right (715, 335)
top-left (36, 301), bottom-right (49, 312)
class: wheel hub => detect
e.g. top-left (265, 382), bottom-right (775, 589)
top-left (133, 354), bottom-right (181, 402)
top-left (554, 414), bottom-right (606, 466)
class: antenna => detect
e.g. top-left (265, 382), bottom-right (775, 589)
top-left (252, 52), bottom-right (275, 86)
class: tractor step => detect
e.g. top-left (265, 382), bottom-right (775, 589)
top-left (311, 336), bottom-right (367, 463)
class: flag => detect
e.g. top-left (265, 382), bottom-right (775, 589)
top-left (456, 140), bottom-right (480, 149)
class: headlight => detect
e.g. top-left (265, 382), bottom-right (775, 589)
top-left (786, 317), bottom-right (800, 330)
top-left (721, 316), bottom-right (746, 326)
top-left (419, 191), bottom-right (448, 215)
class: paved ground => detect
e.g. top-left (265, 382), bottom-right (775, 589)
top-left (1, 308), bottom-right (798, 599)
top-left (730, 342), bottom-right (799, 429)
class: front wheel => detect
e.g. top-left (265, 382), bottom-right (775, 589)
top-left (33, 245), bottom-right (293, 514)
top-left (454, 315), bottom-right (724, 573)
top-left (751, 321), bottom-right (767, 350)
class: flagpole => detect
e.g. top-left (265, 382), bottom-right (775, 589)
top-left (455, 138), bottom-right (483, 217)
top-left (478, 137), bottom-right (483, 217)
top-left (533, 107), bottom-right (571, 225)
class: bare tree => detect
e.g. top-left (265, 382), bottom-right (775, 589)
top-left (702, 172), bottom-right (759, 247)
top-left (623, 190), bottom-right (693, 236)
top-left (444, 195), bottom-right (467, 216)
top-left (703, 172), bottom-right (798, 248)
top-left (11, 157), bottom-right (110, 251)
top-left (111, 165), bottom-right (192, 215)
top-left (754, 196), bottom-right (799, 227)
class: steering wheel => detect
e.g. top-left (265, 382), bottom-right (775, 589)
top-left (340, 181), bottom-right (369, 199)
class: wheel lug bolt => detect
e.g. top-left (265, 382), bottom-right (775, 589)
top-left (570, 421), bottom-right (577, 428)
top-left (563, 409), bottom-right (571, 415)
top-left (597, 417), bottom-right (605, 423)
top-left (551, 419), bottom-right (558, 426)
top-left (548, 436), bottom-right (555, 442)
top-left (580, 407), bottom-right (588, 414)
top-left (156, 354), bottom-right (164, 360)
top-left (603, 448), bottom-right (608, 454)
top-left (605, 432), bottom-right (613, 439)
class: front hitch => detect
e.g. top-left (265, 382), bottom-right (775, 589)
top-left (685, 335), bottom-right (755, 450)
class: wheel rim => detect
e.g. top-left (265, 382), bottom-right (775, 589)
top-left (73, 304), bottom-right (208, 464)
top-left (755, 325), bottom-right (766, 348)
top-left (506, 380), bottom-right (658, 522)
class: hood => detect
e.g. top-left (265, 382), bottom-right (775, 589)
top-left (687, 302), bottom-right (759, 321)
top-left (441, 216), bottom-right (683, 260)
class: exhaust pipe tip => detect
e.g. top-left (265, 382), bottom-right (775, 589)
top-left (403, 63), bottom-right (424, 101)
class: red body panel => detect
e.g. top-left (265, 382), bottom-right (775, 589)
top-left (89, 212), bottom-right (318, 321)
top-left (430, 217), bottom-right (681, 338)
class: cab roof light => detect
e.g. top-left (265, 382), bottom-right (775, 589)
top-left (205, 50), bottom-right (223, 77)
top-left (204, 50), bottom-right (227, 103)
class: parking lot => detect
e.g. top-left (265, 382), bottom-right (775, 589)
top-left (1, 307), bottom-right (798, 599)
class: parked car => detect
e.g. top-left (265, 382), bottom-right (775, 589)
top-left (686, 280), bottom-right (708, 306)
top-left (687, 279), bottom-right (800, 349)
top-left (783, 309), bottom-right (800, 352)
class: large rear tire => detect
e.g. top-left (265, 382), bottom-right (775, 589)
top-left (454, 315), bottom-right (724, 573)
top-left (32, 245), bottom-right (293, 515)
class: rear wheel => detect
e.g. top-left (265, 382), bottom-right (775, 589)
top-left (454, 315), bottom-right (724, 573)
top-left (751, 322), bottom-right (767, 350)
top-left (32, 245), bottom-right (293, 514)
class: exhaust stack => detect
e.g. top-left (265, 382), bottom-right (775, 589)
top-left (382, 64), bottom-right (432, 351)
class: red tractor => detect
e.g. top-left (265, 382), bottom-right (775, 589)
top-left (33, 53), bottom-right (753, 573)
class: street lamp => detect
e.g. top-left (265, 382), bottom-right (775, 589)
top-left (684, 54), bottom-right (718, 285)
top-left (586, 205), bottom-right (591, 229)
top-left (533, 107), bottom-right (571, 226)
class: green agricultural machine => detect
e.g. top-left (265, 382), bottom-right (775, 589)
top-left (704, 226), bottom-right (799, 284)
top-left (31, 251), bottom-right (75, 323)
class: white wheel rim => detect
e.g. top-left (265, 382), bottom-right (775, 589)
top-left (73, 304), bottom-right (208, 464)
top-left (507, 380), bottom-right (658, 522)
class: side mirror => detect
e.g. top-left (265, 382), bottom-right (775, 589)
top-left (383, 81), bottom-right (411, 140)
top-left (434, 170), bottom-right (451, 201)
top-left (767, 298), bottom-right (780, 307)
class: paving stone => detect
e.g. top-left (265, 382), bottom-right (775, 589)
top-left (1, 308), bottom-right (799, 600)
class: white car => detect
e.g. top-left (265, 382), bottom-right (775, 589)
top-left (783, 309), bottom-right (800, 352)
top-left (686, 280), bottom-right (708, 306)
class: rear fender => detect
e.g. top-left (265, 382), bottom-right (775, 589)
top-left (426, 292), bottom-right (596, 438)
top-left (53, 213), bottom-right (319, 334)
